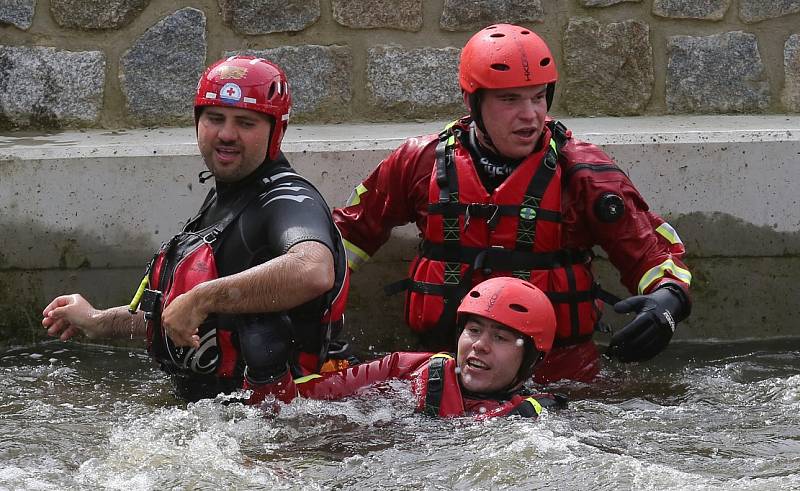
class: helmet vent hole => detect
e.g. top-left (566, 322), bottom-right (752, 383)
top-left (509, 303), bottom-right (528, 313)
top-left (491, 63), bottom-right (511, 72)
top-left (520, 30), bottom-right (530, 35)
top-left (540, 57), bottom-right (551, 67)
top-left (469, 291), bottom-right (481, 298)
top-left (489, 33), bottom-right (505, 38)
top-left (267, 81), bottom-right (277, 100)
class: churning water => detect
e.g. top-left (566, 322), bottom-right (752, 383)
top-left (1, 338), bottom-right (799, 490)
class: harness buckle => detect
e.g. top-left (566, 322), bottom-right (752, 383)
top-left (474, 245), bottom-right (505, 275)
top-left (465, 203), bottom-right (501, 231)
top-left (544, 149), bottom-right (558, 171)
top-left (486, 205), bottom-right (500, 229)
top-left (202, 230), bottom-right (219, 244)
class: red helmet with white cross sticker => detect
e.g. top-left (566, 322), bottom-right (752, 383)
top-left (195, 56), bottom-right (291, 161)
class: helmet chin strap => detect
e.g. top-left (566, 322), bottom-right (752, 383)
top-left (467, 91), bottom-right (496, 151)
top-left (507, 343), bottom-right (543, 392)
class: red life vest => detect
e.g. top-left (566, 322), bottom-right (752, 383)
top-left (144, 189), bottom-right (249, 380)
top-left (404, 119), bottom-right (600, 346)
top-left (412, 353), bottom-right (558, 418)
top-left (143, 172), bottom-right (349, 381)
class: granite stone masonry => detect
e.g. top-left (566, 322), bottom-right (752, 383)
top-left (0, 46), bottom-right (105, 128)
top-left (579, 0), bottom-right (640, 6)
top-left (440, 0), bottom-right (544, 31)
top-left (331, 0), bottom-right (422, 31)
top-left (118, 8), bottom-right (206, 126)
top-left (667, 31), bottom-right (770, 113)
top-left (562, 18), bottom-right (653, 116)
top-left (0, 0), bottom-right (36, 30)
top-left (219, 0), bottom-right (320, 35)
top-left (50, 0), bottom-right (150, 30)
top-left (739, 0), bottom-right (800, 23)
top-left (367, 46), bottom-right (461, 117)
top-left (228, 45), bottom-right (352, 118)
top-left (0, 0), bottom-right (798, 128)
top-left (652, 0), bottom-right (731, 21)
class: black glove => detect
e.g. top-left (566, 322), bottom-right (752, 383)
top-left (606, 284), bottom-right (690, 363)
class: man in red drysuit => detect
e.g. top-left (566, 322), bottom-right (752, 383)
top-left (333, 24), bottom-right (692, 382)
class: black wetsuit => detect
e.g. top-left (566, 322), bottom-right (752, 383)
top-left (162, 153), bottom-right (348, 401)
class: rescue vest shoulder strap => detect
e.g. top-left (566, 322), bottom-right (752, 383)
top-left (424, 353), bottom-right (454, 417)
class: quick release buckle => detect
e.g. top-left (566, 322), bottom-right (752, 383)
top-left (464, 203), bottom-right (500, 230)
top-left (202, 229), bottom-right (219, 244)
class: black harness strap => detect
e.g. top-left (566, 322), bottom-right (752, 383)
top-left (565, 263), bottom-right (581, 339)
top-left (419, 241), bottom-right (590, 272)
top-left (512, 121), bottom-right (569, 274)
top-left (432, 126), bottom-right (473, 331)
top-left (424, 355), bottom-right (449, 416)
top-left (514, 143), bottom-right (558, 256)
top-left (428, 202), bottom-right (561, 225)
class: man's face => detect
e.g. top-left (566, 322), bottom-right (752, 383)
top-left (456, 315), bottom-right (525, 394)
top-left (471, 84), bottom-right (549, 160)
top-left (197, 106), bottom-right (272, 183)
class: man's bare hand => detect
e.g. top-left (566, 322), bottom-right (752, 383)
top-left (42, 294), bottom-right (100, 341)
top-left (161, 290), bottom-right (204, 349)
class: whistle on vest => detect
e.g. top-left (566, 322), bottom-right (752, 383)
top-left (594, 193), bottom-right (625, 223)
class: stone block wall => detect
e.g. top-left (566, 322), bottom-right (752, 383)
top-left (1, 0), bottom-right (799, 129)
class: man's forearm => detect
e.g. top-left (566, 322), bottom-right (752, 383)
top-left (192, 241), bottom-right (334, 315)
top-left (94, 306), bottom-right (146, 340)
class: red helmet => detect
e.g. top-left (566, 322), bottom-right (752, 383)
top-left (459, 24), bottom-right (558, 93)
top-left (457, 277), bottom-right (556, 355)
top-left (195, 56), bottom-right (291, 161)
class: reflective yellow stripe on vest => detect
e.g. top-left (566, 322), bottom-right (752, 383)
top-left (294, 373), bottom-right (323, 385)
top-left (524, 396), bottom-right (544, 416)
top-left (638, 258), bottom-right (693, 294)
top-left (343, 238), bottom-right (371, 271)
top-left (430, 353), bottom-right (454, 360)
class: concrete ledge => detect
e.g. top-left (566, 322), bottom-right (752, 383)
top-left (2, 115), bottom-right (800, 347)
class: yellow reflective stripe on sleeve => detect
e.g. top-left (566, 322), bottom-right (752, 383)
top-left (430, 353), bottom-right (454, 360)
top-left (525, 397), bottom-right (543, 416)
top-left (346, 183), bottom-right (369, 206)
top-left (343, 239), bottom-right (371, 271)
top-left (656, 222), bottom-right (683, 245)
top-left (638, 258), bottom-right (693, 294)
top-left (294, 374), bottom-right (322, 384)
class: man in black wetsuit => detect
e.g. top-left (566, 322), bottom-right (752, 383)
top-left (41, 56), bottom-right (349, 405)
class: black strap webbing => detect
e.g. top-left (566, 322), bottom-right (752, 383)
top-left (427, 202), bottom-right (561, 224)
top-left (419, 241), bottom-right (590, 271)
top-left (424, 356), bottom-right (448, 416)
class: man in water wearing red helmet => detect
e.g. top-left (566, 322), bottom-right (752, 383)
top-left (42, 56), bottom-right (349, 404)
top-left (333, 24), bottom-right (692, 382)
top-left (298, 277), bottom-right (565, 419)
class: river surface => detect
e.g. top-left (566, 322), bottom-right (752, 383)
top-left (1, 338), bottom-right (799, 490)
